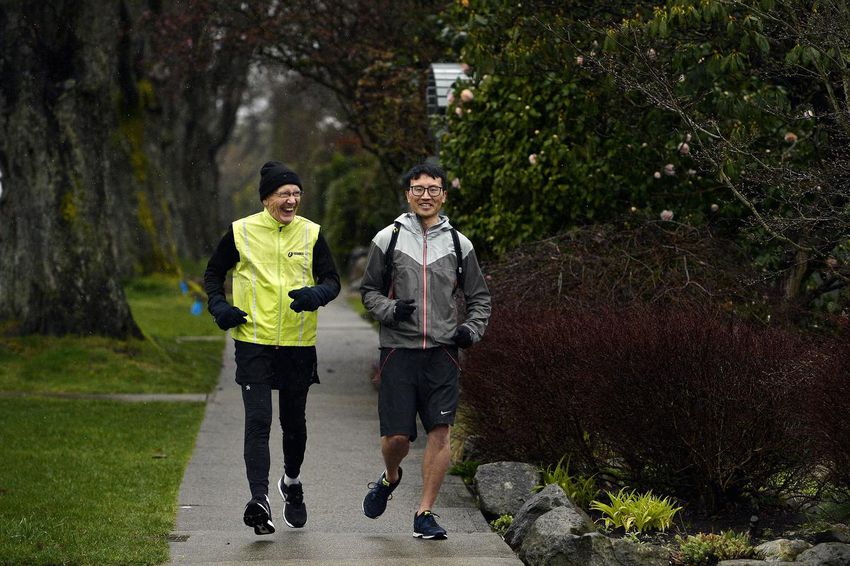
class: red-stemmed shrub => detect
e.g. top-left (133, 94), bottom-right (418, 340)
top-left (460, 302), bottom-right (598, 468)
top-left (574, 304), bottom-right (815, 510)
top-left (802, 339), bottom-right (850, 492)
top-left (461, 301), bottom-right (822, 511)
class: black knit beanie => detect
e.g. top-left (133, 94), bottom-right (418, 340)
top-left (258, 161), bottom-right (302, 201)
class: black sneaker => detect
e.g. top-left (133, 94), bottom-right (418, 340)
top-left (278, 477), bottom-right (307, 528)
top-left (362, 467), bottom-right (403, 519)
top-left (243, 494), bottom-right (275, 535)
top-left (413, 510), bottom-right (447, 540)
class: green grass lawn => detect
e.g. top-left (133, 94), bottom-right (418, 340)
top-left (0, 274), bottom-right (223, 394)
top-left (0, 272), bottom-right (224, 565)
top-left (0, 398), bottom-right (204, 565)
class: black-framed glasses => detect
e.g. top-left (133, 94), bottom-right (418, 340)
top-left (409, 185), bottom-right (444, 197)
top-left (271, 189), bottom-right (302, 199)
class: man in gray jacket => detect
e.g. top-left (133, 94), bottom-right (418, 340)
top-left (360, 163), bottom-right (491, 539)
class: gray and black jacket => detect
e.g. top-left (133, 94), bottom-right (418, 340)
top-left (360, 212), bottom-right (491, 349)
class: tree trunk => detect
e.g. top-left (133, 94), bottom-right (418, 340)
top-left (0, 2), bottom-right (142, 337)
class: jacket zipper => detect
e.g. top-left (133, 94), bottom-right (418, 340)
top-left (422, 227), bottom-right (428, 349)
top-left (277, 225), bottom-right (283, 345)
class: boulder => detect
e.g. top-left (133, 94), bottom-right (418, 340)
top-left (812, 523), bottom-right (850, 544)
top-left (755, 538), bottom-right (811, 561)
top-left (474, 461), bottom-right (539, 517)
top-left (717, 561), bottom-right (796, 565)
top-left (520, 523), bottom-right (668, 566)
top-left (796, 542), bottom-right (850, 565)
top-left (504, 484), bottom-right (593, 550)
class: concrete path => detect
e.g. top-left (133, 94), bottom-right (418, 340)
top-left (168, 298), bottom-right (520, 565)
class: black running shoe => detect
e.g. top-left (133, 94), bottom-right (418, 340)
top-left (362, 467), bottom-right (403, 519)
top-left (243, 494), bottom-right (275, 535)
top-left (413, 510), bottom-right (447, 540)
top-left (278, 477), bottom-right (307, 528)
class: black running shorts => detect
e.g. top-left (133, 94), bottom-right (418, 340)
top-left (377, 346), bottom-right (460, 442)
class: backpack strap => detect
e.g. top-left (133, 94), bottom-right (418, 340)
top-left (381, 221), bottom-right (402, 296)
top-left (451, 227), bottom-right (464, 291)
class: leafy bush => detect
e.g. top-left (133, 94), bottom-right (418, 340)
top-left (489, 514), bottom-right (513, 537)
top-left (672, 531), bottom-right (760, 565)
top-left (535, 456), bottom-right (599, 510)
top-left (590, 488), bottom-right (681, 533)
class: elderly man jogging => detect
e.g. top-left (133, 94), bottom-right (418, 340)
top-left (359, 162), bottom-right (491, 539)
top-left (204, 161), bottom-right (340, 535)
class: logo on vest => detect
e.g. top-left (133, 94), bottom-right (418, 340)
top-left (287, 251), bottom-right (306, 257)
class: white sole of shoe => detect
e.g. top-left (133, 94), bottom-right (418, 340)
top-left (413, 532), bottom-right (447, 540)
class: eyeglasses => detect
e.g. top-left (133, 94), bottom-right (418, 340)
top-left (409, 185), bottom-right (444, 197)
top-left (271, 190), bottom-right (302, 200)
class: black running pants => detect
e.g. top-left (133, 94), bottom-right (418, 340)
top-left (241, 383), bottom-right (308, 498)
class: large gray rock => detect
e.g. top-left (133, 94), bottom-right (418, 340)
top-left (520, 523), bottom-right (668, 566)
top-left (606, 537), bottom-right (670, 566)
top-left (518, 520), bottom-right (592, 566)
top-left (813, 523), bottom-right (850, 544)
top-left (755, 538), bottom-right (811, 561)
top-left (796, 542), bottom-right (850, 565)
top-left (504, 484), bottom-right (593, 550)
top-left (717, 561), bottom-right (796, 565)
top-left (474, 461), bottom-right (540, 517)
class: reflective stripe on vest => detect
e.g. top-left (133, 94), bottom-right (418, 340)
top-left (230, 210), bottom-right (319, 346)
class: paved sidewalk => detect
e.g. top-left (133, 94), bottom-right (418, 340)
top-left (168, 297), bottom-right (520, 565)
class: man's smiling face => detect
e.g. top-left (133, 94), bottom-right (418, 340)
top-left (263, 184), bottom-right (301, 225)
top-left (406, 174), bottom-right (446, 227)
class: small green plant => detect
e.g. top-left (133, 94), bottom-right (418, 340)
top-left (590, 488), bottom-right (681, 533)
top-left (535, 455), bottom-right (600, 509)
top-left (448, 460), bottom-right (480, 485)
top-left (672, 531), bottom-right (761, 565)
top-left (489, 514), bottom-right (513, 536)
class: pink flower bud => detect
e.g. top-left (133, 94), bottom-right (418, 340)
top-left (664, 164), bottom-right (675, 176)
top-left (460, 63), bottom-right (471, 74)
top-left (451, 178), bottom-right (461, 189)
top-left (460, 89), bottom-right (474, 103)
top-left (455, 106), bottom-right (463, 117)
top-left (528, 154), bottom-right (538, 165)
top-left (826, 258), bottom-right (838, 268)
top-left (447, 92), bottom-right (455, 105)
top-left (647, 48), bottom-right (657, 60)
top-left (575, 55), bottom-right (584, 65)
top-left (654, 171), bottom-right (662, 179)
top-left (784, 132), bottom-right (798, 143)
top-left (678, 142), bottom-right (690, 155)
top-left (660, 210), bottom-right (674, 221)
top-left (710, 203), bottom-right (719, 212)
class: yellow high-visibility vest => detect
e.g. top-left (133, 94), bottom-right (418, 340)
top-left (230, 209), bottom-right (319, 346)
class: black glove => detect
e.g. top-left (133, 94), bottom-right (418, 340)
top-left (393, 299), bottom-right (416, 322)
top-left (452, 325), bottom-right (474, 348)
top-left (209, 298), bottom-right (248, 330)
top-left (288, 286), bottom-right (323, 313)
